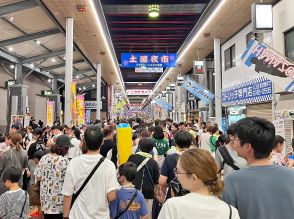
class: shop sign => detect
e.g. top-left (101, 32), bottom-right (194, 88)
top-left (126, 89), bottom-right (152, 96)
top-left (193, 60), bottom-right (204, 75)
top-left (242, 39), bottom-right (294, 92)
top-left (121, 53), bottom-right (177, 68)
top-left (182, 76), bottom-right (214, 105)
top-left (222, 77), bottom-right (272, 106)
top-left (275, 110), bottom-right (294, 120)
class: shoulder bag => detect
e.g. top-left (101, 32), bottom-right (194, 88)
top-left (114, 189), bottom-right (138, 219)
top-left (70, 157), bottom-right (105, 208)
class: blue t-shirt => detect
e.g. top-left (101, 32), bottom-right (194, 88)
top-left (109, 188), bottom-right (148, 219)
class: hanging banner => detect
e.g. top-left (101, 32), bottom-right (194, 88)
top-left (242, 39), bottom-right (294, 92)
top-left (135, 67), bottom-right (163, 73)
top-left (155, 98), bottom-right (173, 112)
top-left (86, 110), bottom-right (91, 124)
top-left (77, 94), bottom-right (86, 126)
top-left (222, 77), bottom-right (272, 106)
top-left (126, 89), bottom-right (152, 96)
top-left (181, 76), bottom-right (214, 105)
top-left (115, 99), bottom-right (127, 112)
top-left (46, 101), bottom-right (54, 127)
top-left (121, 53), bottom-right (177, 68)
top-left (70, 82), bottom-right (77, 125)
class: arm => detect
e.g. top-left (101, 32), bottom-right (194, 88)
top-left (107, 190), bottom-right (116, 202)
top-left (63, 195), bottom-right (72, 217)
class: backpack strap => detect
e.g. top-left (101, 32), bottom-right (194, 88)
top-left (114, 189), bottom-right (138, 219)
top-left (137, 158), bottom-right (150, 172)
top-left (218, 146), bottom-right (240, 171)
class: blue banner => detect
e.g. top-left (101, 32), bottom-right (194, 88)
top-left (181, 76), bottom-right (214, 105)
top-left (121, 53), bottom-right (177, 68)
top-left (222, 77), bottom-right (272, 106)
top-left (155, 98), bottom-right (173, 112)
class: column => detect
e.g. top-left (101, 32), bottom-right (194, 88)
top-left (176, 85), bottom-right (181, 123)
top-left (96, 64), bottom-right (101, 120)
top-left (172, 91), bottom-right (176, 121)
top-left (48, 76), bottom-right (61, 121)
top-left (214, 38), bottom-right (222, 127)
top-left (64, 18), bottom-right (74, 125)
top-left (15, 61), bottom-right (23, 84)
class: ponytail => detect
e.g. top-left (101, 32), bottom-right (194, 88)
top-left (205, 178), bottom-right (224, 197)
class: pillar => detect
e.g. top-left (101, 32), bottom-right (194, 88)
top-left (176, 85), bottom-right (181, 123)
top-left (96, 64), bottom-right (101, 120)
top-left (64, 18), bottom-right (74, 124)
top-left (214, 38), bottom-right (222, 127)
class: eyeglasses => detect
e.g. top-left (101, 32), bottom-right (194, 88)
top-left (231, 137), bottom-right (241, 143)
top-left (173, 167), bottom-right (191, 176)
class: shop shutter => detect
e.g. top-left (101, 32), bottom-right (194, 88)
top-left (0, 88), bottom-right (7, 133)
top-left (246, 103), bottom-right (272, 121)
top-left (34, 95), bottom-right (47, 125)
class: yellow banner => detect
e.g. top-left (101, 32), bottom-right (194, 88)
top-left (70, 82), bottom-right (77, 125)
top-left (115, 99), bottom-right (127, 111)
top-left (47, 101), bottom-right (54, 127)
top-left (77, 94), bottom-right (85, 126)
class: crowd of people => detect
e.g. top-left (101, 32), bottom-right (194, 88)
top-left (0, 116), bottom-right (294, 219)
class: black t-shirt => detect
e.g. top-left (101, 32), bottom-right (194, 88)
top-left (100, 139), bottom-right (116, 158)
top-left (161, 153), bottom-right (179, 183)
top-left (128, 154), bottom-right (159, 199)
top-left (27, 140), bottom-right (45, 159)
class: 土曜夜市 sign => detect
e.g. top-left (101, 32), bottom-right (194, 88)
top-left (121, 53), bottom-right (177, 68)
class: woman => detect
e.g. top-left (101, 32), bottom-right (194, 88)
top-left (153, 126), bottom-right (169, 169)
top-left (100, 125), bottom-right (118, 167)
top-left (24, 126), bottom-right (33, 150)
top-left (158, 148), bottom-right (240, 219)
top-left (0, 133), bottom-right (28, 195)
top-left (271, 135), bottom-right (286, 166)
top-left (170, 123), bottom-right (179, 139)
top-left (35, 135), bottom-right (70, 219)
top-left (67, 126), bottom-right (82, 159)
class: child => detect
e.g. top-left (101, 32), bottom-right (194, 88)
top-left (109, 162), bottom-right (148, 219)
top-left (0, 167), bottom-right (30, 218)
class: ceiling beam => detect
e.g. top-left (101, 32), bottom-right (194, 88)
top-left (0, 29), bottom-right (59, 47)
top-left (102, 0), bottom-right (209, 4)
top-left (55, 68), bottom-right (93, 79)
top-left (0, 0), bottom-right (38, 16)
top-left (41, 59), bottom-right (84, 71)
top-left (22, 49), bottom-right (65, 63)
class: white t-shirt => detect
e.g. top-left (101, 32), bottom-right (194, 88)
top-left (158, 193), bottom-right (240, 219)
top-left (62, 154), bottom-right (120, 219)
top-left (68, 137), bottom-right (81, 159)
top-left (200, 132), bottom-right (212, 152)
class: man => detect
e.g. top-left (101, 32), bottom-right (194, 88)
top-left (62, 125), bottom-right (119, 219)
top-left (222, 117), bottom-right (294, 219)
top-left (198, 121), bottom-right (206, 136)
top-left (10, 125), bottom-right (19, 134)
top-left (178, 122), bottom-right (186, 131)
top-left (215, 123), bottom-right (247, 177)
top-left (46, 125), bottom-right (62, 147)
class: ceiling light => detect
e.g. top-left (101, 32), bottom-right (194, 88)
top-left (149, 4), bottom-right (160, 18)
top-left (30, 63), bottom-right (34, 68)
top-left (36, 40), bottom-right (41, 45)
top-left (83, 86), bottom-right (86, 90)
top-left (76, 75), bottom-right (80, 79)
top-left (9, 15), bottom-right (14, 22)
top-left (48, 78), bottom-right (52, 83)
top-left (92, 84), bottom-right (95, 88)
top-left (138, 83), bottom-right (142, 86)
top-left (51, 58), bottom-right (56, 63)
top-left (8, 47), bottom-right (13, 52)
top-left (78, 87), bottom-right (82, 90)
top-left (10, 65), bottom-right (15, 69)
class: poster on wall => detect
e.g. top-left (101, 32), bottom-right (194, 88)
top-left (86, 110), bottom-right (91, 124)
top-left (46, 101), bottom-right (55, 127)
top-left (70, 82), bottom-right (77, 125)
top-left (77, 94), bottom-right (86, 126)
top-left (242, 38), bottom-right (294, 92)
top-left (10, 115), bottom-right (24, 130)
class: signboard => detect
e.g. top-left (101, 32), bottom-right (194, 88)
top-left (181, 76), bottom-right (214, 105)
top-left (154, 98), bottom-right (173, 112)
top-left (272, 119), bottom-right (285, 138)
top-left (77, 94), bottom-right (86, 126)
top-left (193, 60), bottom-right (204, 75)
top-left (46, 101), bottom-right (54, 127)
top-left (222, 77), bottom-right (272, 106)
top-left (129, 103), bottom-right (142, 108)
top-left (121, 53), bottom-right (177, 68)
top-left (135, 67), bottom-right (163, 73)
top-left (275, 110), bottom-right (294, 120)
top-left (126, 89), bottom-right (152, 96)
top-left (85, 101), bottom-right (102, 110)
top-left (242, 39), bottom-right (294, 92)
top-left (10, 115), bottom-right (24, 130)
top-left (86, 110), bottom-right (91, 124)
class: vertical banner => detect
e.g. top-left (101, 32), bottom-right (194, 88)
top-left (77, 94), bottom-right (86, 126)
top-left (70, 82), bottom-right (77, 125)
top-left (86, 110), bottom-right (91, 124)
top-left (47, 101), bottom-right (54, 127)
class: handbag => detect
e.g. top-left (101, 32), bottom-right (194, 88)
top-left (28, 181), bottom-right (41, 206)
top-left (168, 176), bottom-right (189, 197)
top-left (114, 189), bottom-right (138, 219)
top-left (70, 157), bottom-right (105, 208)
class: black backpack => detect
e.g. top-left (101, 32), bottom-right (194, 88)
top-left (217, 146), bottom-right (240, 173)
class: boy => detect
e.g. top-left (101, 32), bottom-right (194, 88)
top-left (109, 162), bottom-right (148, 219)
top-left (0, 167), bottom-right (30, 218)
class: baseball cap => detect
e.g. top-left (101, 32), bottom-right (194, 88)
top-left (32, 128), bottom-right (43, 136)
top-left (55, 135), bottom-right (74, 148)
